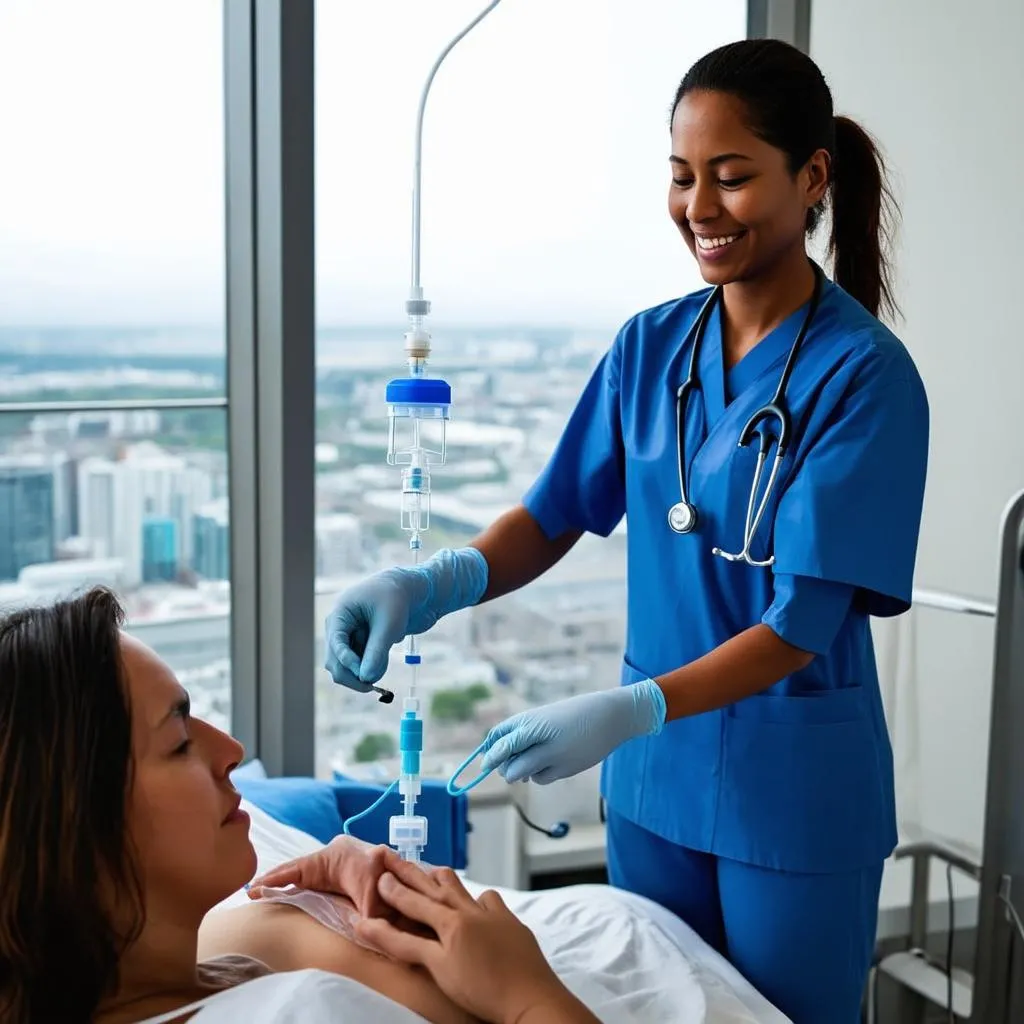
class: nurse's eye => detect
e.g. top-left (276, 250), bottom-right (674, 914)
top-left (672, 177), bottom-right (694, 189)
top-left (719, 176), bottom-right (752, 189)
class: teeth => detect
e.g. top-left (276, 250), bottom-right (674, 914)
top-left (696, 234), bottom-right (739, 250)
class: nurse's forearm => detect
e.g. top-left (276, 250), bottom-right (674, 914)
top-left (470, 505), bottom-right (582, 602)
top-left (655, 624), bottom-right (814, 722)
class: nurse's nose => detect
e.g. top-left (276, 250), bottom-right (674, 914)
top-left (686, 176), bottom-right (721, 225)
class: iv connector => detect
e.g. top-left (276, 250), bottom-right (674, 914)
top-left (390, 814), bottom-right (428, 862)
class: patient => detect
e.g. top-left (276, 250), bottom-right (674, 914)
top-left (0, 588), bottom-right (599, 1024)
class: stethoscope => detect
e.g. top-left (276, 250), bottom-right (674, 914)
top-left (667, 263), bottom-right (825, 566)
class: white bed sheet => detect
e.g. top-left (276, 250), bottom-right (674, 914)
top-left (210, 801), bottom-right (791, 1024)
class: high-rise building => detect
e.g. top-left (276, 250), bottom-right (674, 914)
top-left (0, 456), bottom-right (55, 581)
top-left (316, 513), bottom-right (362, 578)
top-left (192, 498), bottom-right (230, 580)
top-left (142, 518), bottom-right (178, 582)
top-left (34, 452), bottom-right (79, 544)
top-left (77, 445), bottom-right (216, 589)
top-left (78, 457), bottom-right (143, 584)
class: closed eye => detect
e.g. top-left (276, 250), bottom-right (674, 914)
top-left (672, 176), bottom-right (752, 190)
top-left (173, 738), bottom-right (192, 756)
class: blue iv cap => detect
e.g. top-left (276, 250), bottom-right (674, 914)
top-left (385, 377), bottom-right (452, 406)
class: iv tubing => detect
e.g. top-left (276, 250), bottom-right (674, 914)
top-left (447, 740), bottom-right (494, 796)
top-left (343, 780), bottom-right (399, 835)
top-left (410, 0), bottom-right (503, 296)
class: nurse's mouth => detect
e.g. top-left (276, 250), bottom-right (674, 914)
top-left (693, 231), bottom-right (746, 262)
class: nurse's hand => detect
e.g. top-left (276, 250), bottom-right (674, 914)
top-left (479, 680), bottom-right (667, 785)
top-left (355, 851), bottom-right (600, 1024)
top-left (323, 568), bottom-right (428, 691)
top-left (323, 547), bottom-right (489, 690)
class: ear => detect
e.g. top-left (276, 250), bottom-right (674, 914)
top-left (801, 148), bottom-right (830, 208)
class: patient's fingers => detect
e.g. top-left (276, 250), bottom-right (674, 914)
top-left (377, 871), bottom-right (453, 932)
top-left (380, 849), bottom-right (443, 894)
top-left (248, 857), bottom-right (307, 892)
top-left (476, 889), bottom-right (507, 913)
top-left (426, 866), bottom-right (478, 912)
top-left (380, 849), bottom-right (476, 911)
top-left (246, 883), bottom-right (298, 900)
top-left (354, 916), bottom-right (434, 968)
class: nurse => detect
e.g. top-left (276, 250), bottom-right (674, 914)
top-left (325, 38), bottom-right (929, 1024)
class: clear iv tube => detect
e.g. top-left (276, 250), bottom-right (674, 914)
top-left (410, 0), bottom-right (503, 296)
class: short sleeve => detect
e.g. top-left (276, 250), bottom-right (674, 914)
top-left (522, 337), bottom-right (626, 539)
top-left (762, 573), bottom-right (855, 655)
top-left (772, 368), bottom-right (929, 617)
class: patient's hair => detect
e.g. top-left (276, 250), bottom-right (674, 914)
top-left (0, 587), bottom-right (144, 1023)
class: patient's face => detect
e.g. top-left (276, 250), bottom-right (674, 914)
top-left (121, 634), bottom-right (257, 924)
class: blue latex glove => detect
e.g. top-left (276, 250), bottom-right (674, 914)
top-left (479, 681), bottom-right (668, 785)
top-left (324, 547), bottom-right (489, 691)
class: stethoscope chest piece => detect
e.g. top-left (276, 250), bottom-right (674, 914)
top-left (667, 263), bottom-right (824, 564)
top-left (667, 500), bottom-right (698, 534)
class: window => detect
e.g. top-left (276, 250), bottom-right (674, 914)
top-left (0, 0), bottom-right (230, 732)
top-left (313, 1), bottom-right (746, 783)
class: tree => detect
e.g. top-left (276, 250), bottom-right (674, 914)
top-left (353, 732), bottom-right (396, 763)
top-left (431, 683), bottom-right (492, 723)
top-left (431, 689), bottom-right (476, 723)
top-left (465, 682), bottom-right (491, 702)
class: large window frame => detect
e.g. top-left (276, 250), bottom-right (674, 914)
top-left (224, 0), bottom-right (316, 776)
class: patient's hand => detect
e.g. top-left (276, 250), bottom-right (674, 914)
top-left (248, 835), bottom-right (392, 920)
top-left (355, 851), bottom-right (601, 1024)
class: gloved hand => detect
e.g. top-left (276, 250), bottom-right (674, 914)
top-left (324, 547), bottom-right (489, 691)
top-left (478, 680), bottom-right (668, 785)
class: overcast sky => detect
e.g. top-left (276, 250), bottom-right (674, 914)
top-left (0, 0), bottom-right (745, 328)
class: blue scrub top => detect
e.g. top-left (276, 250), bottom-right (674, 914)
top-left (523, 277), bottom-right (929, 874)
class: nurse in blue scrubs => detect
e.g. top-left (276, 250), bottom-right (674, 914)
top-left (324, 38), bottom-right (929, 1023)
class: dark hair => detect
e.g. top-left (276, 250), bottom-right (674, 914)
top-left (0, 587), bottom-right (143, 1023)
top-left (672, 38), bottom-right (899, 321)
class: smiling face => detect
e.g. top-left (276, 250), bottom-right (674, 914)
top-left (122, 633), bottom-right (256, 925)
top-left (668, 89), bottom-right (829, 287)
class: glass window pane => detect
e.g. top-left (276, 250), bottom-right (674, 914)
top-left (313, 2), bottom-right (746, 794)
top-left (0, 1), bottom-right (229, 732)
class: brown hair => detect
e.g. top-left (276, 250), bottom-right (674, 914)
top-left (0, 587), bottom-right (144, 1022)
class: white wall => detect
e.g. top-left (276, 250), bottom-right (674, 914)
top-left (811, 1), bottom-right (1024, 852)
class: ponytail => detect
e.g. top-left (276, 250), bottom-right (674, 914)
top-left (673, 40), bottom-right (902, 322)
top-left (828, 115), bottom-right (900, 321)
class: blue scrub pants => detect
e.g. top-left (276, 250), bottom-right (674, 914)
top-left (605, 809), bottom-right (882, 1024)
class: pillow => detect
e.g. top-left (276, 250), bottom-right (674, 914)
top-left (233, 775), bottom-right (345, 846)
top-left (232, 757), bottom-right (269, 780)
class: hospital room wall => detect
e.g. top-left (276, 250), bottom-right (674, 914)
top-left (810, 0), bottom-right (1024, 853)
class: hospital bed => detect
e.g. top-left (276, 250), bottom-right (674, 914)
top-left (217, 798), bottom-right (793, 1023)
top-left (869, 488), bottom-right (1024, 1023)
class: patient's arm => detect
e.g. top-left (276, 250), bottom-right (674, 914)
top-left (198, 900), bottom-right (477, 1024)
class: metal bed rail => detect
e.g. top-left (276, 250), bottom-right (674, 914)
top-left (872, 490), bottom-right (1024, 1023)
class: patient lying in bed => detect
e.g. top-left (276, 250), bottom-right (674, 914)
top-left (0, 588), bottom-right (786, 1024)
